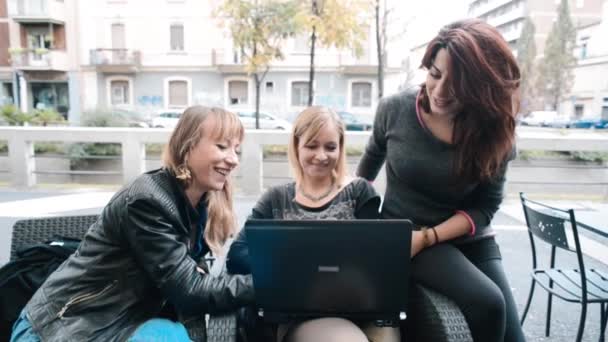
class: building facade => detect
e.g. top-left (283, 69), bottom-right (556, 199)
top-left (76, 0), bottom-right (403, 122)
top-left (5, 0), bottom-right (80, 120)
top-left (0, 0), bottom-right (404, 123)
top-left (468, 0), bottom-right (603, 56)
top-left (0, 0), bottom-right (13, 106)
top-left (565, 0), bottom-right (608, 119)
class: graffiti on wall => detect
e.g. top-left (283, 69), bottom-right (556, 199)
top-left (315, 95), bottom-right (346, 110)
top-left (137, 95), bottom-right (163, 107)
top-left (194, 92), bottom-right (222, 107)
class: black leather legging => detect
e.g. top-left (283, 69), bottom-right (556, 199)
top-left (410, 238), bottom-right (526, 342)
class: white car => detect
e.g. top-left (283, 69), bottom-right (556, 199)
top-left (152, 111), bottom-right (182, 128)
top-left (519, 111), bottom-right (558, 127)
top-left (236, 111), bottom-right (292, 130)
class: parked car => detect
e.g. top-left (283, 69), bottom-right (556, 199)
top-left (519, 111), bottom-right (558, 127)
top-left (111, 109), bottom-right (150, 128)
top-left (570, 118), bottom-right (608, 129)
top-left (151, 111), bottom-right (182, 128)
top-left (236, 111), bottom-right (292, 130)
top-left (542, 115), bottom-right (572, 129)
top-left (337, 111), bottom-right (373, 131)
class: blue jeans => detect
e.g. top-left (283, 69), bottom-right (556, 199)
top-left (11, 311), bottom-right (191, 342)
top-left (10, 311), bottom-right (40, 342)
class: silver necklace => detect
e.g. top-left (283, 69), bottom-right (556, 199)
top-left (298, 179), bottom-right (336, 202)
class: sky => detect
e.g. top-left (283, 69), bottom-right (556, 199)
top-left (389, 0), bottom-right (470, 49)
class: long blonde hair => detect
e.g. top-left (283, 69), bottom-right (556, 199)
top-left (162, 106), bottom-right (244, 255)
top-left (287, 106), bottom-right (347, 186)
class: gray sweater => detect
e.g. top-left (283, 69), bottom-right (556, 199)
top-left (357, 87), bottom-right (512, 243)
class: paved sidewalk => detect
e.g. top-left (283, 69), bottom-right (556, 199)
top-left (0, 188), bottom-right (606, 341)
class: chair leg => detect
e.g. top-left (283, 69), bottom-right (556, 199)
top-left (520, 280), bottom-right (536, 325)
top-left (545, 291), bottom-right (553, 337)
top-left (574, 302), bottom-right (587, 342)
top-left (600, 303), bottom-right (607, 342)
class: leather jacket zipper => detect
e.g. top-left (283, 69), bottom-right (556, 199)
top-left (57, 281), bottom-right (117, 319)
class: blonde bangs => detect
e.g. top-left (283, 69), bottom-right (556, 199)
top-left (288, 106), bottom-right (348, 186)
top-left (206, 108), bottom-right (245, 144)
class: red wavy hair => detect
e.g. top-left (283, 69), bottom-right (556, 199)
top-left (419, 19), bottom-right (520, 182)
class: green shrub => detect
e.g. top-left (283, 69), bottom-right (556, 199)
top-left (568, 151), bottom-right (608, 163)
top-left (1, 105), bottom-right (33, 126)
top-left (80, 110), bottom-right (130, 128)
top-left (67, 110), bottom-right (128, 164)
top-left (34, 142), bottom-right (64, 154)
top-left (146, 143), bottom-right (165, 155)
top-left (31, 109), bottom-right (65, 126)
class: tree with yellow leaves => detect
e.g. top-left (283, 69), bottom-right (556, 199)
top-left (215, 0), bottom-right (299, 128)
top-left (295, 0), bottom-right (369, 106)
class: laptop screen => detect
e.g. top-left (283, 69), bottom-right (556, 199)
top-left (245, 219), bottom-right (412, 323)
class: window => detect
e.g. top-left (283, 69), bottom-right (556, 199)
top-left (574, 104), bottom-right (584, 118)
top-left (602, 106), bottom-right (608, 120)
top-left (1, 83), bottom-right (13, 105)
top-left (351, 82), bottom-right (372, 107)
top-left (265, 81), bottom-right (274, 94)
top-left (110, 80), bottom-right (129, 105)
top-left (170, 23), bottom-right (184, 51)
top-left (228, 80), bottom-right (248, 105)
top-left (168, 80), bottom-right (188, 107)
top-left (293, 34), bottom-right (309, 53)
top-left (291, 81), bottom-right (309, 107)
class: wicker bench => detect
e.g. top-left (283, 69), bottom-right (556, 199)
top-left (10, 215), bottom-right (472, 342)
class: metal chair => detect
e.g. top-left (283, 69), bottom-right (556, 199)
top-left (519, 193), bottom-right (608, 342)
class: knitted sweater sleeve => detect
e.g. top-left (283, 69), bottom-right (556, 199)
top-left (357, 96), bottom-right (391, 181)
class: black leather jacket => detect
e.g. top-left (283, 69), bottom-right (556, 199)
top-left (24, 168), bottom-right (254, 341)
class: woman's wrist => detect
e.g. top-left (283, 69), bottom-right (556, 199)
top-left (420, 226), bottom-right (440, 248)
top-left (431, 226), bottom-right (440, 244)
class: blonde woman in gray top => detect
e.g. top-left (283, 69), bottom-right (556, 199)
top-left (228, 106), bottom-right (399, 342)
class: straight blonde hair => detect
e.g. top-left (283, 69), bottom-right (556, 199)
top-left (162, 106), bottom-right (244, 255)
top-left (287, 106), bottom-right (347, 186)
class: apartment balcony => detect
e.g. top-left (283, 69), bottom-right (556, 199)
top-left (10, 49), bottom-right (68, 71)
top-left (90, 49), bottom-right (141, 73)
top-left (501, 26), bottom-right (523, 43)
top-left (487, 5), bottom-right (525, 28)
top-left (339, 53), bottom-right (378, 75)
top-left (469, 0), bottom-right (515, 18)
top-left (212, 49), bottom-right (246, 74)
top-left (12, 0), bottom-right (66, 24)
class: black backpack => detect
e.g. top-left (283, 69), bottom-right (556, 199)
top-left (0, 236), bottom-right (80, 341)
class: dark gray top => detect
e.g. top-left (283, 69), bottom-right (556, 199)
top-left (357, 87), bottom-right (513, 243)
top-left (226, 178), bottom-right (381, 274)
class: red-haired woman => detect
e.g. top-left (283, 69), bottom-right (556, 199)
top-left (357, 19), bottom-right (525, 342)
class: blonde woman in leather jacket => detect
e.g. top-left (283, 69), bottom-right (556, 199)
top-left (11, 106), bottom-right (254, 342)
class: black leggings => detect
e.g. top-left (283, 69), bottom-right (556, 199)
top-left (410, 238), bottom-right (525, 342)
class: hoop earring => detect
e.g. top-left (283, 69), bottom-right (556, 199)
top-left (176, 164), bottom-right (192, 181)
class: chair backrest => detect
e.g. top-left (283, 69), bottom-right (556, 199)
top-left (519, 193), bottom-right (582, 255)
top-left (10, 215), bottom-right (99, 261)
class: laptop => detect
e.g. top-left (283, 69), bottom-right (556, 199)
top-left (244, 219), bottom-right (412, 326)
